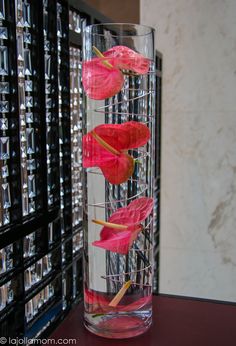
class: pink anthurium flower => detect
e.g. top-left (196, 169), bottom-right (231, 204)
top-left (84, 287), bottom-right (152, 315)
top-left (104, 45), bottom-right (150, 75)
top-left (82, 45), bottom-right (150, 100)
top-left (92, 197), bottom-right (153, 254)
top-left (82, 121), bottom-right (150, 185)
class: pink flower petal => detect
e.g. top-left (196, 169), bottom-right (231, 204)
top-left (104, 45), bottom-right (150, 75)
top-left (84, 288), bottom-right (110, 306)
top-left (82, 58), bottom-right (124, 100)
top-left (100, 152), bottom-right (134, 185)
top-left (109, 197), bottom-right (154, 226)
top-left (126, 197), bottom-right (154, 221)
top-left (82, 122), bottom-right (150, 184)
top-left (92, 230), bottom-right (132, 255)
top-left (92, 197), bottom-right (153, 254)
top-left (82, 133), bottom-right (117, 168)
top-left (94, 121), bottom-right (150, 151)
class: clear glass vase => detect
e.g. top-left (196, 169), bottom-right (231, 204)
top-left (82, 23), bottom-right (156, 339)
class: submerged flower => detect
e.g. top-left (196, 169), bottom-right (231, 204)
top-left (84, 285), bottom-right (152, 315)
top-left (82, 45), bottom-right (150, 100)
top-left (82, 121), bottom-right (150, 185)
top-left (92, 197), bottom-right (153, 254)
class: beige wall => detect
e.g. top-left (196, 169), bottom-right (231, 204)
top-left (85, 0), bottom-right (140, 23)
top-left (141, 0), bottom-right (236, 301)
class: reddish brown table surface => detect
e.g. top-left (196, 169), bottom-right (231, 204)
top-left (46, 295), bottom-right (236, 346)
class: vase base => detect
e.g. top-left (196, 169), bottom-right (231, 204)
top-left (84, 313), bottom-right (152, 339)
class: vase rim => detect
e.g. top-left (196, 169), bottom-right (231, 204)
top-left (84, 23), bottom-right (155, 37)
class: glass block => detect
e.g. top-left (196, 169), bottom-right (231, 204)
top-left (22, 192), bottom-right (29, 216)
top-left (28, 174), bottom-right (36, 198)
top-left (44, 285), bottom-right (49, 301)
top-left (16, 17), bottom-right (25, 29)
top-left (27, 159), bottom-right (36, 170)
top-left (1, 165), bottom-right (9, 178)
top-left (24, 49), bottom-right (32, 76)
top-left (26, 96), bottom-right (33, 108)
top-left (3, 211), bottom-right (10, 225)
top-left (0, 118), bottom-right (8, 130)
top-left (43, 10), bottom-right (48, 36)
top-left (21, 144), bottom-right (27, 159)
top-left (15, 0), bottom-right (23, 12)
top-left (48, 254), bottom-right (52, 271)
top-left (36, 259), bottom-right (42, 280)
top-left (0, 285), bottom-right (7, 310)
top-left (69, 10), bottom-right (73, 30)
top-left (0, 27), bottom-right (8, 40)
top-left (26, 128), bottom-right (35, 154)
top-left (23, 2), bottom-right (31, 27)
top-left (0, 82), bottom-right (9, 94)
top-left (20, 131), bottom-right (26, 143)
top-left (29, 200), bottom-right (35, 213)
top-left (73, 13), bottom-right (81, 33)
top-left (46, 112), bottom-right (51, 123)
top-left (21, 162), bottom-right (27, 188)
top-left (81, 18), bottom-right (87, 32)
top-left (7, 283), bottom-right (14, 302)
top-left (46, 98), bottom-right (52, 108)
top-left (45, 83), bottom-right (51, 94)
top-left (48, 222), bottom-right (53, 243)
top-left (26, 112), bottom-right (33, 123)
top-left (44, 40), bottom-right (50, 51)
top-left (0, 137), bottom-right (9, 160)
top-left (24, 269), bottom-right (31, 290)
top-left (25, 80), bottom-right (32, 92)
top-left (18, 82), bottom-right (25, 110)
top-left (2, 183), bottom-right (11, 208)
top-left (17, 34), bottom-right (24, 62)
top-left (42, 256), bottom-right (49, 275)
top-left (18, 64), bottom-right (24, 78)
top-left (0, 46), bottom-right (8, 76)
top-left (0, 101), bottom-right (9, 113)
top-left (25, 300), bottom-right (33, 322)
top-left (57, 2), bottom-right (62, 12)
top-left (0, 249), bottom-right (6, 273)
top-left (24, 32), bottom-right (31, 44)
top-left (57, 17), bottom-right (62, 38)
top-left (0, 0), bottom-right (5, 20)
top-left (48, 194), bottom-right (53, 206)
top-left (45, 55), bottom-right (51, 80)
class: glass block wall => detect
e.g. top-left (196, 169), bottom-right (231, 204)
top-left (0, 0), bottom-right (162, 338)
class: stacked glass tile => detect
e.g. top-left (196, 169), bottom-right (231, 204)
top-left (43, 0), bottom-right (59, 208)
top-left (57, 3), bottom-right (65, 236)
top-left (24, 254), bottom-right (52, 291)
top-left (70, 46), bottom-right (83, 230)
top-left (69, 9), bottom-right (87, 33)
top-left (25, 282), bottom-right (54, 323)
top-left (0, 0), bottom-right (10, 226)
top-left (15, 0), bottom-right (36, 217)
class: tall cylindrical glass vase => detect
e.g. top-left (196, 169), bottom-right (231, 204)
top-left (82, 23), bottom-right (156, 339)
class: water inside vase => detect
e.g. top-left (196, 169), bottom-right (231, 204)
top-left (83, 59), bottom-right (156, 338)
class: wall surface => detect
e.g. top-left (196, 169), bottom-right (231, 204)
top-left (141, 0), bottom-right (236, 301)
top-left (85, 0), bottom-right (140, 23)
